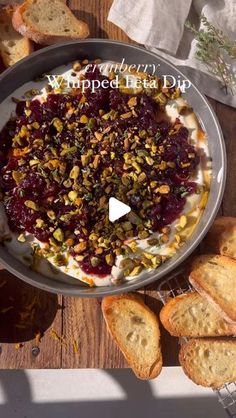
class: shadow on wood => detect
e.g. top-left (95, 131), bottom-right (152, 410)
top-left (0, 270), bottom-right (60, 343)
top-left (145, 294), bottom-right (180, 366)
top-left (71, 9), bottom-right (108, 39)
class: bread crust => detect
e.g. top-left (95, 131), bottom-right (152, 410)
top-left (203, 217), bottom-right (236, 258)
top-left (102, 293), bottom-right (162, 380)
top-left (12, 0), bottom-right (90, 45)
top-left (179, 338), bottom-right (236, 389)
top-left (0, 5), bottom-right (33, 67)
top-left (159, 292), bottom-right (236, 337)
top-left (190, 254), bottom-right (236, 323)
top-left (160, 294), bottom-right (189, 337)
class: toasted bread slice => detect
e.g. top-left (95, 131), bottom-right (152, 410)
top-left (190, 254), bottom-right (236, 324)
top-left (102, 293), bottom-right (162, 380)
top-left (179, 338), bottom-right (236, 388)
top-left (12, 0), bottom-right (89, 45)
top-left (203, 217), bottom-right (236, 259)
top-left (160, 292), bottom-right (236, 337)
top-left (0, 5), bottom-right (33, 67)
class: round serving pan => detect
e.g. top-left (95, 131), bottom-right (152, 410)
top-left (0, 39), bottom-right (226, 297)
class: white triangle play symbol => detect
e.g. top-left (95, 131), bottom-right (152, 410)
top-left (109, 197), bottom-right (131, 222)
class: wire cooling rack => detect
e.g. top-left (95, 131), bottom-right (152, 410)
top-left (157, 271), bottom-right (236, 418)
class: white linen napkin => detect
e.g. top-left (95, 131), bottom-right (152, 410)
top-left (108, 0), bottom-right (236, 107)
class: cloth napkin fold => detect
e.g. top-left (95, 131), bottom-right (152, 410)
top-left (108, 0), bottom-right (192, 55)
top-left (108, 0), bottom-right (236, 108)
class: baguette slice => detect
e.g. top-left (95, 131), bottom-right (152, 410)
top-left (179, 338), bottom-right (236, 388)
top-left (12, 0), bottom-right (90, 45)
top-left (0, 5), bottom-right (33, 67)
top-left (203, 217), bottom-right (236, 259)
top-left (102, 293), bottom-right (162, 380)
top-left (190, 255), bottom-right (236, 323)
top-left (160, 292), bottom-right (236, 337)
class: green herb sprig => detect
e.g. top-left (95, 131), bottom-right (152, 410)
top-left (186, 15), bottom-right (236, 94)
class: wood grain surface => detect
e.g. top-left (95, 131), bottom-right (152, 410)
top-left (0, 0), bottom-right (235, 369)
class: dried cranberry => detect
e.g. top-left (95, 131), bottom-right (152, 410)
top-left (5, 196), bottom-right (38, 232)
top-left (15, 101), bottom-right (27, 116)
top-left (20, 174), bottom-right (47, 198)
top-left (80, 256), bottom-right (111, 277)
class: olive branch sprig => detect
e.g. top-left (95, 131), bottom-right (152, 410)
top-left (185, 15), bottom-right (236, 95)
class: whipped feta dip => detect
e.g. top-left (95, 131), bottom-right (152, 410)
top-left (0, 61), bottom-right (211, 287)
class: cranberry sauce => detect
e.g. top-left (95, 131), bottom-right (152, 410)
top-left (0, 64), bottom-right (200, 277)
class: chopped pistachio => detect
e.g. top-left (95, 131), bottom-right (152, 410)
top-left (32, 122), bottom-right (40, 129)
top-left (121, 175), bottom-right (130, 186)
top-left (24, 200), bottom-right (39, 211)
top-left (93, 155), bottom-right (100, 169)
top-left (120, 258), bottom-right (135, 270)
top-left (25, 109), bottom-right (31, 117)
top-left (74, 241), bottom-right (87, 254)
top-left (91, 257), bottom-right (101, 267)
top-left (150, 181), bottom-right (157, 189)
top-left (128, 212), bottom-right (142, 225)
top-left (122, 222), bottom-right (132, 231)
top-left (81, 154), bottom-right (89, 166)
top-left (147, 238), bottom-right (160, 246)
top-left (121, 111), bottom-right (132, 119)
top-left (126, 240), bottom-right (138, 252)
top-left (151, 255), bottom-right (162, 268)
top-left (63, 178), bottom-right (72, 188)
top-left (159, 185), bottom-right (170, 194)
top-left (49, 237), bottom-right (59, 248)
top-left (139, 130), bottom-right (147, 139)
top-left (17, 233), bottom-right (26, 242)
top-left (53, 228), bottom-right (64, 242)
top-left (53, 118), bottom-right (63, 133)
top-left (80, 115), bottom-right (89, 124)
top-left (145, 156), bottom-right (154, 166)
top-left (29, 159), bottom-right (40, 166)
top-left (159, 161), bottom-right (167, 170)
top-left (69, 166), bottom-right (80, 179)
top-left (132, 161), bottom-right (141, 173)
top-left (142, 252), bottom-right (153, 260)
top-left (60, 146), bottom-right (77, 156)
top-left (94, 131), bottom-right (103, 141)
top-left (68, 190), bottom-right (78, 201)
top-left (75, 255), bottom-right (85, 262)
top-left (138, 230), bottom-right (149, 240)
top-left (89, 233), bottom-right (98, 241)
top-left (12, 171), bottom-right (26, 185)
top-left (127, 97), bottom-right (137, 107)
top-left (36, 219), bottom-right (45, 228)
top-left (137, 172), bottom-right (146, 183)
top-left (167, 161), bottom-right (176, 168)
top-left (47, 210), bottom-right (56, 220)
top-left (105, 254), bottom-right (114, 266)
top-left (128, 265), bottom-right (142, 276)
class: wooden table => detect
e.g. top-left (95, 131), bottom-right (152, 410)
top-left (0, 0), bottom-right (235, 370)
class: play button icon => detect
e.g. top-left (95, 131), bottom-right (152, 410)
top-left (109, 197), bottom-right (131, 222)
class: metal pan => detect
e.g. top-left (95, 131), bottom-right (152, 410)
top-left (0, 39), bottom-right (226, 296)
